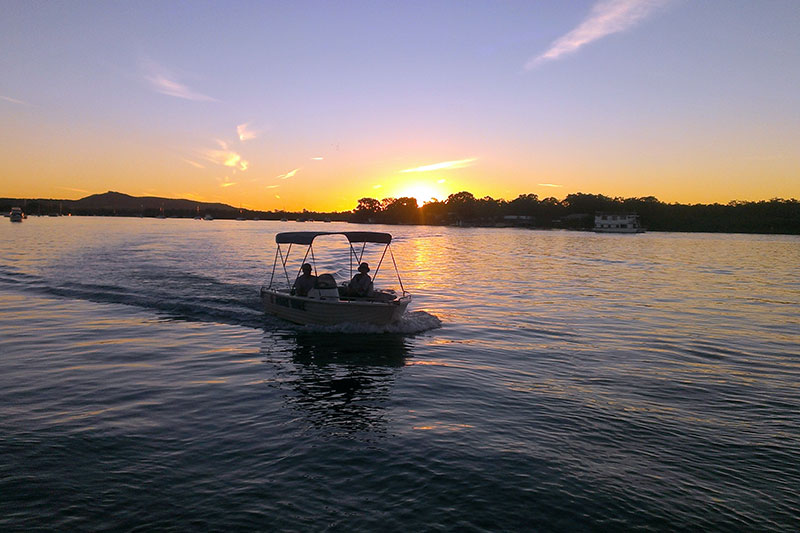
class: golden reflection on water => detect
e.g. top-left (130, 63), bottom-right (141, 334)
top-left (59, 363), bottom-right (154, 372)
top-left (72, 336), bottom-right (158, 347)
top-left (231, 358), bottom-right (263, 365)
top-left (412, 423), bottom-right (473, 432)
top-left (402, 235), bottom-right (444, 292)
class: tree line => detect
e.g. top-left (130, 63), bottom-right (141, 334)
top-left (4, 191), bottom-right (798, 234)
top-left (352, 192), bottom-right (800, 234)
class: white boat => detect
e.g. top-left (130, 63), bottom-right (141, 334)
top-left (9, 207), bottom-right (24, 222)
top-left (260, 231), bottom-right (411, 326)
top-left (594, 213), bottom-right (645, 233)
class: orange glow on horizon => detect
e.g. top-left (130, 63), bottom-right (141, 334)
top-left (390, 181), bottom-right (450, 204)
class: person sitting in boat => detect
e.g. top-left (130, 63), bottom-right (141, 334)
top-left (347, 262), bottom-right (374, 297)
top-left (292, 263), bottom-right (317, 296)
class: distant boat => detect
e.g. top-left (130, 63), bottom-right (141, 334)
top-left (280, 217), bottom-right (288, 222)
top-left (9, 207), bottom-right (23, 222)
top-left (594, 213), bottom-right (645, 233)
top-left (204, 214), bottom-right (214, 221)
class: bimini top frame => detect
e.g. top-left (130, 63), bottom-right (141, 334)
top-left (275, 231), bottom-right (392, 245)
top-left (266, 231), bottom-right (406, 295)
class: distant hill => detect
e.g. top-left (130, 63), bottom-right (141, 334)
top-left (0, 191), bottom-right (349, 221)
top-left (72, 191), bottom-right (237, 212)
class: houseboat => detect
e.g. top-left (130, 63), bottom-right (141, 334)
top-left (594, 213), bottom-right (645, 233)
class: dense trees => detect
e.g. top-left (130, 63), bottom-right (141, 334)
top-left (349, 192), bottom-right (800, 234)
top-left (4, 191), bottom-right (796, 234)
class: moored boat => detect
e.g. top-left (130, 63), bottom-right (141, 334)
top-left (9, 207), bottom-right (24, 222)
top-left (260, 231), bottom-right (411, 326)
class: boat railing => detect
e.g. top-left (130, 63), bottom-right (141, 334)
top-left (265, 232), bottom-right (408, 297)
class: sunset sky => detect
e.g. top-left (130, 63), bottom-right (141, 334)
top-left (2, 1), bottom-right (799, 211)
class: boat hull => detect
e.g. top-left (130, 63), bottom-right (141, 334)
top-left (261, 289), bottom-right (410, 326)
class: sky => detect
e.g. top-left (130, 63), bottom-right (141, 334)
top-left (1, 0), bottom-right (799, 211)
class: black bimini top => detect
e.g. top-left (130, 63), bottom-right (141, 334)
top-left (275, 231), bottom-right (392, 245)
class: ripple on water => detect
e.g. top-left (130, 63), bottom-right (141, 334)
top-left (1, 220), bottom-right (799, 530)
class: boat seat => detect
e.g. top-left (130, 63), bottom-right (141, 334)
top-left (307, 273), bottom-right (339, 299)
top-left (316, 274), bottom-right (337, 289)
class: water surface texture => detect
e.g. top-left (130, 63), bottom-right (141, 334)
top-left (1, 218), bottom-right (799, 531)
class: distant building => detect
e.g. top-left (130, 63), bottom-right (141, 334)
top-left (594, 213), bottom-right (645, 233)
top-left (553, 213), bottom-right (592, 229)
top-left (502, 215), bottom-right (535, 226)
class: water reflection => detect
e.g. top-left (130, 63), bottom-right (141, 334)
top-left (260, 331), bottom-right (411, 436)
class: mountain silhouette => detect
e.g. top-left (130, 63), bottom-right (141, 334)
top-left (72, 191), bottom-right (236, 212)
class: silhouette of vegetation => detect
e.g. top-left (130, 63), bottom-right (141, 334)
top-left (2, 190), bottom-right (798, 234)
top-left (0, 191), bottom-right (352, 222)
top-left (350, 192), bottom-right (800, 234)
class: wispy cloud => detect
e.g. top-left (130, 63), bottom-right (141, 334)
top-left (0, 95), bottom-right (29, 105)
top-left (141, 59), bottom-right (216, 101)
top-left (276, 168), bottom-right (300, 180)
top-left (56, 186), bottom-right (92, 194)
top-left (265, 185), bottom-right (280, 189)
top-left (525, 0), bottom-right (670, 69)
top-left (180, 192), bottom-right (205, 201)
top-left (538, 183), bottom-right (563, 188)
top-left (400, 158), bottom-right (477, 173)
top-left (373, 184), bottom-right (382, 190)
top-left (218, 176), bottom-right (237, 188)
top-left (205, 149), bottom-right (248, 171)
top-left (237, 123), bottom-right (257, 141)
top-left (183, 158), bottom-right (205, 169)
top-left (311, 156), bottom-right (324, 161)
top-left (437, 178), bottom-right (447, 184)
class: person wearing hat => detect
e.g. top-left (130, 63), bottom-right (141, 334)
top-left (348, 262), bottom-right (374, 297)
top-left (292, 263), bottom-right (317, 296)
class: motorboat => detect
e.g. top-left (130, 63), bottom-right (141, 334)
top-left (9, 207), bottom-right (24, 222)
top-left (260, 231), bottom-right (411, 325)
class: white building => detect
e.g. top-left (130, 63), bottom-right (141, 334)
top-left (594, 213), bottom-right (645, 233)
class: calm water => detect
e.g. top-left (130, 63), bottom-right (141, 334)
top-left (1, 217), bottom-right (798, 531)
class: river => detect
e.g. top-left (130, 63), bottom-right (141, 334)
top-left (1, 217), bottom-right (798, 531)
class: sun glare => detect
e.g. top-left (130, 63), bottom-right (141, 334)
top-left (394, 183), bottom-right (446, 204)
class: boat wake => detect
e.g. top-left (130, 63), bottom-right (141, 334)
top-left (0, 264), bottom-right (265, 329)
top-left (0, 265), bottom-right (442, 334)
